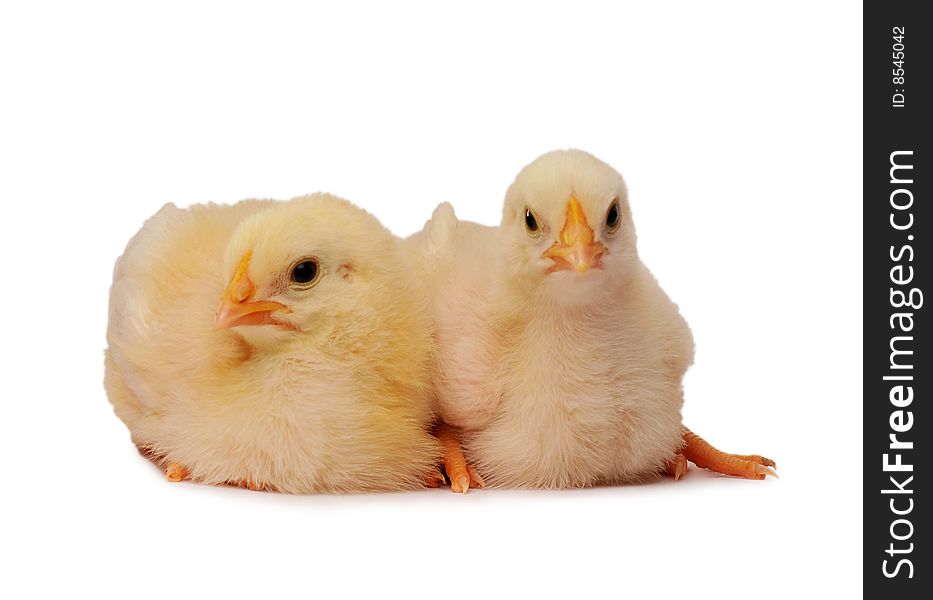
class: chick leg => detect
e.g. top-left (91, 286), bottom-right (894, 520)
top-left (436, 423), bottom-right (485, 493)
top-left (682, 428), bottom-right (777, 480)
top-left (664, 452), bottom-right (689, 480)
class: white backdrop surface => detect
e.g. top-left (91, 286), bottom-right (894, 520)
top-left (0, 2), bottom-right (861, 598)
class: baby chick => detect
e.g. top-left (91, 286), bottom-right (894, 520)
top-left (105, 194), bottom-right (440, 493)
top-left (418, 150), bottom-right (774, 489)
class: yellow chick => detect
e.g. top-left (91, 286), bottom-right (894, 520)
top-left (417, 150), bottom-right (774, 490)
top-left (105, 194), bottom-right (440, 493)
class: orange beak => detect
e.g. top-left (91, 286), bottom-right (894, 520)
top-left (542, 196), bottom-right (606, 273)
top-left (214, 251), bottom-right (290, 329)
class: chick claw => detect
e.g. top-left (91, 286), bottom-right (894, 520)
top-left (665, 452), bottom-right (689, 481)
top-left (436, 423), bottom-right (485, 493)
top-left (682, 428), bottom-right (777, 480)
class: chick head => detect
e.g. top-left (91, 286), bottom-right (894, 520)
top-left (501, 149), bottom-right (638, 303)
top-left (216, 193), bottom-right (404, 350)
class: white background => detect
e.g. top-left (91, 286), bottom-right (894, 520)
top-left (0, 1), bottom-right (862, 598)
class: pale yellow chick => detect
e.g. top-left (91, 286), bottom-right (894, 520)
top-left (415, 150), bottom-right (774, 489)
top-left (105, 194), bottom-right (440, 493)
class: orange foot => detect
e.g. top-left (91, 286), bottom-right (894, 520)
top-left (229, 478), bottom-right (271, 492)
top-left (436, 423), bottom-right (485, 493)
top-left (682, 428), bottom-right (777, 480)
top-left (164, 462), bottom-right (189, 482)
top-left (665, 452), bottom-right (689, 480)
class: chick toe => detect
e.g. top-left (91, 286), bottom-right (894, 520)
top-left (733, 454), bottom-right (777, 468)
top-left (436, 423), bottom-right (482, 494)
top-left (425, 469), bottom-right (448, 488)
top-left (229, 478), bottom-right (269, 492)
top-left (164, 463), bottom-right (189, 483)
top-left (665, 452), bottom-right (689, 481)
top-left (467, 464), bottom-right (486, 489)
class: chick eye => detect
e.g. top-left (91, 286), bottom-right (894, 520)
top-left (289, 258), bottom-right (320, 288)
top-left (524, 208), bottom-right (540, 235)
top-left (605, 199), bottom-right (621, 233)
